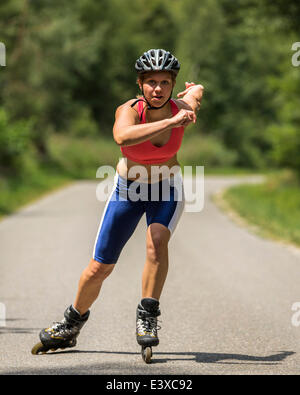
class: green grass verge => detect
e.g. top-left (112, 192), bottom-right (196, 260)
top-left (0, 169), bottom-right (72, 219)
top-left (222, 177), bottom-right (300, 247)
top-left (0, 134), bottom-right (121, 220)
top-left (48, 133), bottom-right (121, 179)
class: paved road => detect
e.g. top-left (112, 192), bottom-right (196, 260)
top-left (1, 175), bottom-right (300, 375)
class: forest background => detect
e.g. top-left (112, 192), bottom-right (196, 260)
top-left (0, 0), bottom-right (300, 221)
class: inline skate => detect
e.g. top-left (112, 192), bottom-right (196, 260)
top-left (136, 298), bottom-right (161, 363)
top-left (31, 305), bottom-right (89, 355)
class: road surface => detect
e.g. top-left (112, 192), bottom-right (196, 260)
top-left (0, 175), bottom-right (300, 375)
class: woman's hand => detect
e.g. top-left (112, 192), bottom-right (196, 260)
top-left (177, 82), bottom-right (197, 98)
top-left (170, 108), bottom-right (197, 128)
top-left (177, 82), bottom-right (204, 112)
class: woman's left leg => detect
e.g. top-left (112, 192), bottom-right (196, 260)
top-left (142, 222), bottom-right (171, 300)
top-left (142, 175), bottom-right (185, 300)
top-left (136, 222), bottom-right (170, 349)
top-left (136, 177), bottom-right (185, 350)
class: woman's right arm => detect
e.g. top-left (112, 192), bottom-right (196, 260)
top-left (113, 103), bottom-right (171, 147)
top-left (113, 101), bottom-right (196, 147)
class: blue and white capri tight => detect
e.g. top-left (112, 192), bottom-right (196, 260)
top-left (93, 172), bottom-right (185, 265)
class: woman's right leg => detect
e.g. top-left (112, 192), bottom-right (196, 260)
top-left (32, 174), bottom-right (144, 354)
top-left (74, 174), bottom-right (145, 315)
top-left (73, 259), bottom-right (115, 315)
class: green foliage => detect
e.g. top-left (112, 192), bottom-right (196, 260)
top-left (0, 0), bottom-right (299, 179)
top-left (47, 134), bottom-right (120, 179)
top-left (179, 133), bottom-right (237, 167)
top-left (67, 107), bottom-right (99, 138)
top-left (174, 0), bottom-right (282, 169)
top-left (223, 180), bottom-right (300, 246)
top-left (267, 124), bottom-right (300, 176)
top-left (265, 49), bottom-right (300, 176)
top-left (0, 108), bottom-right (35, 175)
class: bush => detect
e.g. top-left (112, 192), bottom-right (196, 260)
top-left (266, 123), bottom-right (300, 178)
top-left (0, 108), bottom-right (36, 176)
top-left (67, 107), bottom-right (99, 138)
top-left (178, 133), bottom-right (238, 167)
top-left (48, 134), bottom-right (121, 178)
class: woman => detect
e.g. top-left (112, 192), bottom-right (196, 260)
top-left (32, 49), bottom-right (204, 361)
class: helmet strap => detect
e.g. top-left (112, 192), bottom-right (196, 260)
top-left (131, 89), bottom-right (173, 121)
top-left (142, 87), bottom-right (173, 110)
top-left (141, 87), bottom-right (172, 108)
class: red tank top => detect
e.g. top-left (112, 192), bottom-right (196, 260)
top-left (120, 99), bottom-right (184, 165)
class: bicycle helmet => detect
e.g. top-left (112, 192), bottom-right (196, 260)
top-left (135, 49), bottom-right (180, 75)
top-left (132, 49), bottom-right (180, 113)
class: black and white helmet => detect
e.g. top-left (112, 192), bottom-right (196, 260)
top-left (135, 49), bottom-right (180, 75)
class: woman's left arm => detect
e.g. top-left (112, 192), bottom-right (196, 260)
top-left (176, 82), bottom-right (204, 113)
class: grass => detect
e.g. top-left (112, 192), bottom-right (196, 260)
top-left (48, 133), bottom-right (121, 179)
top-left (0, 168), bottom-right (72, 218)
top-left (221, 171), bottom-right (300, 247)
top-left (0, 134), bottom-right (121, 220)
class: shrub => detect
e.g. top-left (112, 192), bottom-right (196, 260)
top-left (178, 133), bottom-right (238, 167)
top-left (0, 108), bottom-right (36, 176)
top-left (266, 123), bottom-right (300, 178)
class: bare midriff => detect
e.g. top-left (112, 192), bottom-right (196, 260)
top-left (116, 155), bottom-right (181, 183)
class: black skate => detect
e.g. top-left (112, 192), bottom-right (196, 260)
top-left (136, 298), bottom-right (161, 363)
top-left (31, 305), bottom-right (89, 355)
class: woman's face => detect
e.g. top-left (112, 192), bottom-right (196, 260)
top-left (139, 71), bottom-right (175, 107)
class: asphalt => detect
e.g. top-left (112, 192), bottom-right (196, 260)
top-left (1, 175), bottom-right (300, 375)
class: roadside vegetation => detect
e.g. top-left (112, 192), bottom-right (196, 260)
top-left (220, 170), bottom-right (300, 247)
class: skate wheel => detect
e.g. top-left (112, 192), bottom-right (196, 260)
top-left (31, 342), bottom-right (49, 355)
top-left (142, 346), bottom-right (152, 364)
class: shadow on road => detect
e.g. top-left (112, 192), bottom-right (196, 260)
top-left (30, 348), bottom-right (294, 365)
top-left (0, 328), bottom-right (40, 334)
top-left (1, 350), bottom-right (294, 375)
top-left (0, 320), bottom-right (40, 335)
